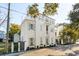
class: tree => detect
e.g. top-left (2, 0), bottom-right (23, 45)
top-left (62, 3), bottom-right (79, 44)
top-left (27, 3), bottom-right (59, 18)
top-left (69, 3), bottom-right (79, 23)
top-left (27, 3), bottom-right (39, 18)
top-left (60, 24), bottom-right (79, 44)
top-left (68, 3), bottom-right (79, 32)
top-left (9, 23), bottom-right (20, 41)
top-left (43, 3), bottom-right (58, 15)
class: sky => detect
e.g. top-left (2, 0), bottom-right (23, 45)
top-left (0, 3), bottom-right (75, 31)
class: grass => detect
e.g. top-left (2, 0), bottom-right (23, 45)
top-left (0, 42), bottom-right (5, 55)
top-left (0, 42), bottom-right (12, 54)
top-left (0, 42), bottom-right (18, 54)
top-left (0, 42), bottom-right (21, 55)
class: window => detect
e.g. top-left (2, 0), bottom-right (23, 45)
top-left (29, 24), bottom-right (33, 30)
top-left (46, 19), bottom-right (48, 22)
top-left (40, 26), bottom-right (42, 30)
top-left (46, 25), bottom-right (48, 34)
top-left (21, 36), bottom-right (24, 41)
top-left (55, 32), bottom-right (57, 36)
top-left (30, 38), bottom-right (34, 46)
top-left (46, 25), bottom-right (48, 31)
top-left (51, 38), bottom-right (53, 43)
top-left (46, 38), bottom-right (49, 45)
top-left (51, 29), bottom-right (53, 32)
top-left (40, 37), bottom-right (43, 45)
top-left (59, 32), bottom-right (61, 35)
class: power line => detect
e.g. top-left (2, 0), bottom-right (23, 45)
top-left (0, 5), bottom-right (27, 27)
top-left (0, 5), bottom-right (27, 29)
top-left (0, 16), bottom-right (7, 26)
top-left (0, 5), bottom-right (26, 15)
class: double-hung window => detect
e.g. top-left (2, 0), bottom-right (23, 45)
top-left (29, 24), bottom-right (33, 30)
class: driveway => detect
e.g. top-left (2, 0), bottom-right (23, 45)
top-left (20, 44), bottom-right (79, 56)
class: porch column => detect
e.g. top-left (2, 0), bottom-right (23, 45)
top-left (11, 42), bottom-right (14, 53)
top-left (18, 42), bottom-right (20, 52)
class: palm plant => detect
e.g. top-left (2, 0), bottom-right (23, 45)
top-left (27, 3), bottom-right (39, 18)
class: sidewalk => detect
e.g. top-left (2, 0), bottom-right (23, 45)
top-left (1, 52), bottom-right (24, 56)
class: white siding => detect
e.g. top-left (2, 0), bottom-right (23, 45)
top-left (21, 14), bottom-right (55, 50)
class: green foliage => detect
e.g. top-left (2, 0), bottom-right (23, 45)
top-left (69, 11), bottom-right (79, 22)
top-left (0, 42), bottom-right (5, 55)
top-left (43, 3), bottom-right (58, 15)
top-left (27, 3), bottom-right (59, 18)
top-left (28, 3), bottom-right (39, 18)
top-left (69, 3), bottom-right (79, 23)
top-left (61, 3), bottom-right (79, 44)
top-left (9, 23), bottom-right (20, 41)
top-left (60, 24), bottom-right (79, 44)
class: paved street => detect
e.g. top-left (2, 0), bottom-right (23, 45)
top-left (20, 44), bottom-right (79, 56)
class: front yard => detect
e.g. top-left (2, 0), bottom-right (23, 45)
top-left (20, 44), bottom-right (79, 56)
top-left (0, 42), bottom-right (5, 55)
top-left (0, 42), bottom-right (12, 55)
top-left (1, 42), bottom-right (79, 56)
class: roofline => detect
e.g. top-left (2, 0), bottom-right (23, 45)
top-left (21, 13), bottom-right (55, 26)
top-left (21, 18), bottom-right (35, 27)
top-left (0, 30), bottom-right (4, 32)
top-left (39, 13), bottom-right (55, 21)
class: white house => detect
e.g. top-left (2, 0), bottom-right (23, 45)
top-left (21, 14), bottom-right (55, 51)
top-left (55, 24), bottom-right (64, 44)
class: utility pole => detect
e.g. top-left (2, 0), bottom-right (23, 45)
top-left (5, 3), bottom-right (10, 53)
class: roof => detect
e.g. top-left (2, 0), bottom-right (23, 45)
top-left (21, 13), bottom-right (55, 26)
top-left (55, 23), bottom-right (68, 28)
top-left (21, 18), bottom-right (35, 26)
top-left (39, 13), bottom-right (55, 21)
top-left (0, 30), bottom-right (4, 32)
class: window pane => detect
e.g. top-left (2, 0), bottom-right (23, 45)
top-left (30, 38), bottom-right (34, 46)
top-left (46, 25), bottom-right (48, 31)
top-left (46, 38), bottom-right (49, 45)
top-left (29, 24), bottom-right (33, 30)
top-left (40, 37), bottom-right (43, 45)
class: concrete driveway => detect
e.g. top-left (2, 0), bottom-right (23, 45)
top-left (20, 44), bottom-right (79, 56)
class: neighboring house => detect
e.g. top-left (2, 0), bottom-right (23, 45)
top-left (14, 33), bottom-right (20, 42)
top-left (21, 14), bottom-right (55, 51)
top-left (0, 30), bottom-right (5, 42)
top-left (55, 24), bottom-right (64, 44)
top-left (14, 31), bottom-right (21, 42)
top-left (76, 39), bottom-right (79, 44)
top-left (14, 31), bottom-right (25, 51)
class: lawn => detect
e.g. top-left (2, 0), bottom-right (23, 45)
top-left (0, 42), bottom-right (5, 55)
top-left (0, 42), bottom-right (19, 55)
